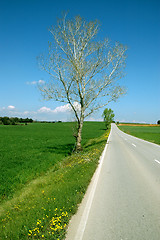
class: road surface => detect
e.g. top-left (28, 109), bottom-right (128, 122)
top-left (66, 123), bottom-right (160, 240)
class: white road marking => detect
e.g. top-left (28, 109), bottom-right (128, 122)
top-left (74, 129), bottom-right (112, 240)
top-left (120, 129), bottom-right (160, 148)
top-left (132, 143), bottom-right (136, 147)
top-left (155, 159), bottom-right (160, 165)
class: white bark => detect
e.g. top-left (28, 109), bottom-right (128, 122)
top-left (38, 14), bottom-right (127, 151)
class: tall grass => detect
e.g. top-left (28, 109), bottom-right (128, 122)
top-left (0, 122), bottom-right (109, 239)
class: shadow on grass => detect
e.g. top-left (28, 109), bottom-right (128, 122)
top-left (84, 139), bottom-right (106, 150)
top-left (45, 143), bottom-right (75, 156)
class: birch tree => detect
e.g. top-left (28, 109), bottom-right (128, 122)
top-left (38, 14), bottom-right (127, 151)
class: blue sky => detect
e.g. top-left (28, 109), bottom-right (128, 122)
top-left (0, 0), bottom-right (159, 123)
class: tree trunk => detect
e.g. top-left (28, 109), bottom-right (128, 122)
top-left (75, 118), bottom-right (83, 151)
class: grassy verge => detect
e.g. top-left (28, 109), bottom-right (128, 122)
top-left (0, 122), bottom-right (105, 202)
top-left (0, 123), bottom-right (109, 239)
top-left (118, 125), bottom-right (160, 145)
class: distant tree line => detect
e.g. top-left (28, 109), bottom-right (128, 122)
top-left (34, 120), bottom-right (62, 123)
top-left (0, 117), bottom-right (33, 125)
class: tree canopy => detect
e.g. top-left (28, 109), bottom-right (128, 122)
top-left (38, 14), bottom-right (127, 151)
top-left (102, 108), bottom-right (115, 129)
top-left (0, 117), bottom-right (33, 125)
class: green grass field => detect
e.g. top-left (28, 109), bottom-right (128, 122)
top-left (0, 122), bottom-right (105, 202)
top-left (0, 122), bottom-right (73, 202)
top-left (0, 121), bottom-right (108, 239)
top-left (118, 125), bottom-right (160, 145)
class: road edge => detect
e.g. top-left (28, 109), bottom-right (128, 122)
top-left (66, 127), bottom-right (112, 240)
top-left (118, 127), bottom-right (160, 148)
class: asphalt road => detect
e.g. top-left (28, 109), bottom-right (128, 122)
top-left (66, 123), bottom-right (160, 240)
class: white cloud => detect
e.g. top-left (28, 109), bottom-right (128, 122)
top-left (38, 107), bottom-right (53, 113)
top-left (26, 81), bottom-right (37, 85)
top-left (72, 102), bottom-right (81, 112)
top-left (31, 81), bottom-right (37, 85)
top-left (38, 104), bottom-right (71, 114)
top-left (38, 80), bottom-right (45, 84)
top-left (26, 80), bottom-right (45, 85)
top-left (0, 103), bottom-right (81, 122)
top-left (53, 104), bottom-right (71, 113)
top-left (38, 102), bottom-right (81, 114)
top-left (87, 117), bottom-right (103, 121)
top-left (0, 103), bottom-right (104, 122)
top-left (23, 111), bottom-right (29, 115)
top-left (8, 105), bottom-right (15, 110)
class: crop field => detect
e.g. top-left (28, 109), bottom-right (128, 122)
top-left (118, 125), bottom-right (160, 145)
top-left (0, 121), bottom-right (108, 239)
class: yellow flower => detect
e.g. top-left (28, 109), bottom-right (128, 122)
top-left (42, 235), bottom-right (44, 238)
